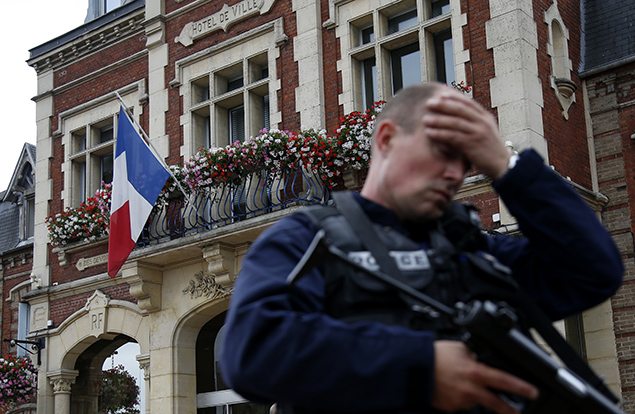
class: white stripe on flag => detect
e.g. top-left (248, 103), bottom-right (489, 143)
top-left (127, 181), bottom-right (154, 242)
top-left (111, 152), bottom-right (128, 213)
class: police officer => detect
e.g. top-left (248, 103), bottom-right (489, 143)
top-left (220, 83), bottom-right (623, 414)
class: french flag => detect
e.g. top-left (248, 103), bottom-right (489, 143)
top-left (108, 107), bottom-right (170, 277)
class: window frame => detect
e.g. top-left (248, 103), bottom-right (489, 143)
top-left (339, 0), bottom-right (461, 113)
top-left (68, 114), bottom-right (117, 206)
top-left (188, 52), bottom-right (273, 151)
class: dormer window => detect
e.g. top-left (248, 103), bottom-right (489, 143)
top-left (105, 0), bottom-right (123, 13)
top-left (84, 0), bottom-right (127, 22)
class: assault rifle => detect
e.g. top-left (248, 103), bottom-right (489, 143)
top-left (286, 229), bottom-right (623, 414)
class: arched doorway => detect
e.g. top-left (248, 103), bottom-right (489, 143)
top-left (70, 335), bottom-right (144, 414)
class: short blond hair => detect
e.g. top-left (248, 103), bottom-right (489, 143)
top-left (373, 83), bottom-right (443, 135)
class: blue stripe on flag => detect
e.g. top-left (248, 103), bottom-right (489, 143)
top-left (116, 107), bottom-right (170, 204)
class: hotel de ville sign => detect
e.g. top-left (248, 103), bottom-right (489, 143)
top-left (176, 0), bottom-right (276, 46)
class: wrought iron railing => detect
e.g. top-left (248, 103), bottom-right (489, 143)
top-left (139, 167), bottom-right (331, 245)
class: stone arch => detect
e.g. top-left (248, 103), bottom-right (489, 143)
top-left (49, 299), bottom-right (148, 372)
top-left (172, 297), bottom-right (231, 413)
top-left (42, 291), bottom-right (148, 414)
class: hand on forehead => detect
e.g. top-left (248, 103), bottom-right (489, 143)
top-left (421, 87), bottom-right (510, 180)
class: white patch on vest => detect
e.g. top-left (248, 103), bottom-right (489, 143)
top-left (347, 250), bottom-right (430, 272)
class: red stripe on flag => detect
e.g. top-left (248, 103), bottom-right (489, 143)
top-left (108, 201), bottom-right (137, 278)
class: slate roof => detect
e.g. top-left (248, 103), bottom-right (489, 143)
top-left (0, 143), bottom-right (37, 254)
top-left (0, 201), bottom-right (20, 254)
top-left (581, 0), bottom-right (635, 75)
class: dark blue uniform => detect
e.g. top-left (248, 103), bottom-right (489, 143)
top-left (220, 149), bottom-right (623, 413)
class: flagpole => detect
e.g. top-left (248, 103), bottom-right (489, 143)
top-left (114, 92), bottom-right (189, 198)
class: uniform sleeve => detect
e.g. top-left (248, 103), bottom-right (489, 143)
top-left (488, 149), bottom-right (623, 320)
top-left (220, 214), bottom-right (436, 412)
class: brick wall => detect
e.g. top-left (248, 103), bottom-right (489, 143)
top-left (49, 283), bottom-right (136, 327)
top-left (0, 248), bottom-right (33, 355)
top-left (461, 0), bottom-right (496, 117)
top-left (587, 61), bottom-right (635, 412)
top-left (163, 0), bottom-right (300, 158)
top-left (534, 0), bottom-right (591, 187)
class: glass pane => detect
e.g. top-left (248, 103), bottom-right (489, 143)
top-left (387, 9), bottom-right (417, 34)
top-left (229, 106), bottom-right (245, 142)
top-left (79, 163), bottom-right (87, 203)
top-left (99, 126), bottom-right (114, 144)
top-left (101, 154), bottom-right (114, 184)
top-left (433, 29), bottom-right (455, 85)
top-left (263, 95), bottom-right (270, 130)
top-left (73, 130), bottom-right (87, 153)
top-left (227, 77), bottom-right (245, 92)
top-left (431, 0), bottom-right (450, 18)
top-left (193, 76), bottom-right (211, 104)
top-left (361, 57), bottom-right (377, 110)
top-left (105, 0), bottom-right (122, 13)
top-left (391, 44), bottom-right (421, 93)
top-left (25, 197), bottom-right (35, 238)
top-left (361, 26), bottom-right (375, 44)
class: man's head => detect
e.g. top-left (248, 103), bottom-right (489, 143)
top-left (360, 83), bottom-right (469, 222)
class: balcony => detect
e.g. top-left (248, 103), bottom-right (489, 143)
top-left (138, 166), bottom-right (332, 245)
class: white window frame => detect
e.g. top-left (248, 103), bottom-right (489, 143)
top-left (177, 18), bottom-right (285, 159)
top-left (331, 0), bottom-right (468, 114)
top-left (57, 86), bottom-right (143, 209)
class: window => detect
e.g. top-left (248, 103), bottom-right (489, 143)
top-left (105, 0), bottom-right (123, 13)
top-left (431, 0), bottom-right (450, 18)
top-left (391, 43), bottom-right (421, 93)
top-left (433, 29), bottom-right (455, 85)
top-left (190, 52), bottom-right (271, 149)
top-left (387, 9), bottom-right (418, 34)
top-left (17, 303), bottom-right (30, 357)
top-left (361, 57), bottom-right (378, 110)
top-left (229, 106), bottom-right (245, 143)
top-left (24, 195), bottom-right (35, 239)
top-left (348, 0), bottom-right (455, 110)
top-left (69, 115), bottom-right (116, 206)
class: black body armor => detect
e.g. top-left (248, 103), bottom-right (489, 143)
top-left (300, 203), bottom-right (521, 338)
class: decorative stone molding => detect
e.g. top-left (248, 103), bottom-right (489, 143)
top-left (121, 261), bottom-right (163, 313)
top-left (182, 270), bottom-right (233, 299)
top-left (29, 13), bottom-right (145, 73)
top-left (136, 354), bottom-right (151, 381)
top-left (175, 0), bottom-right (277, 46)
top-left (51, 238), bottom-right (108, 268)
top-left (48, 369), bottom-right (79, 394)
top-left (84, 290), bottom-right (110, 338)
top-left (202, 243), bottom-right (237, 286)
top-left (544, 0), bottom-right (576, 119)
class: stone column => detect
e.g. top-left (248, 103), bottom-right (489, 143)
top-left (137, 354), bottom-right (151, 414)
top-left (48, 370), bottom-right (79, 414)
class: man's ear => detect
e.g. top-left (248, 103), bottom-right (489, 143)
top-left (373, 120), bottom-right (398, 153)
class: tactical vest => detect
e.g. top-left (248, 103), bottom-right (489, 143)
top-left (299, 204), bottom-right (521, 337)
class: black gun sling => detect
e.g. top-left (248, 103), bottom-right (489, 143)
top-left (331, 191), bottom-right (617, 404)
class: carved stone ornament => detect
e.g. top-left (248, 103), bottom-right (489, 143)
top-left (175, 0), bottom-right (276, 46)
top-left (50, 377), bottom-right (75, 394)
top-left (183, 271), bottom-right (233, 300)
top-left (84, 290), bottom-right (110, 338)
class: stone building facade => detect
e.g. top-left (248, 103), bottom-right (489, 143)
top-left (18, 0), bottom-right (633, 412)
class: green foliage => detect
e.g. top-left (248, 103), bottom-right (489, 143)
top-left (99, 365), bottom-right (140, 414)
